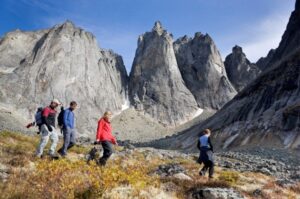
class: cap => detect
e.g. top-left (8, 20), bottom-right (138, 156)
top-left (52, 99), bottom-right (61, 105)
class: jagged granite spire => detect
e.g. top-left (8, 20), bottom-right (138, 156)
top-left (224, 45), bottom-right (261, 92)
top-left (174, 32), bottom-right (237, 110)
top-left (129, 22), bottom-right (199, 126)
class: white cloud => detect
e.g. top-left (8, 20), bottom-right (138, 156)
top-left (240, 12), bottom-right (290, 62)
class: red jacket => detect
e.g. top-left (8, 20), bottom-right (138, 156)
top-left (96, 118), bottom-right (116, 144)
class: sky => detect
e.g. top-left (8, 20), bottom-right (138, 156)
top-left (0, 0), bottom-right (295, 72)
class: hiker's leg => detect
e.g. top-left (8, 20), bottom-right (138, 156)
top-left (68, 129), bottom-right (76, 149)
top-left (49, 127), bottom-right (59, 156)
top-left (208, 161), bottom-right (215, 178)
top-left (200, 162), bottom-right (209, 176)
top-left (99, 141), bottom-right (113, 165)
top-left (61, 128), bottom-right (71, 155)
top-left (36, 125), bottom-right (49, 156)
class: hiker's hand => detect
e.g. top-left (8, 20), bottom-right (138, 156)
top-left (94, 141), bottom-right (100, 145)
top-left (48, 126), bottom-right (53, 132)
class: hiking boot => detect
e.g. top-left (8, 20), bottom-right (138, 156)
top-left (58, 149), bottom-right (66, 157)
top-left (96, 159), bottom-right (106, 166)
top-left (35, 154), bottom-right (43, 159)
top-left (50, 154), bottom-right (60, 160)
top-left (199, 170), bottom-right (205, 176)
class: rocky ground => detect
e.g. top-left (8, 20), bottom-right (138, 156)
top-left (1, 130), bottom-right (299, 199)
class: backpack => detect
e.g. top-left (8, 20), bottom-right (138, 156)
top-left (35, 107), bottom-right (43, 126)
top-left (57, 107), bottom-right (65, 127)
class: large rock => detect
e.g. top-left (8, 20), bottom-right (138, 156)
top-left (129, 21), bottom-right (199, 126)
top-left (189, 188), bottom-right (244, 199)
top-left (174, 33), bottom-right (236, 110)
top-left (0, 21), bottom-right (128, 136)
top-left (224, 45), bottom-right (261, 92)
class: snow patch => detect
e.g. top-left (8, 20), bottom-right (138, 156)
top-left (192, 108), bottom-right (204, 119)
top-left (213, 63), bottom-right (222, 74)
top-left (121, 99), bottom-right (130, 111)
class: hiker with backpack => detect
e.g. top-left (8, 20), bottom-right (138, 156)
top-left (95, 111), bottom-right (117, 166)
top-left (58, 101), bottom-right (78, 157)
top-left (197, 128), bottom-right (214, 179)
top-left (36, 99), bottom-right (61, 159)
top-left (26, 107), bottom-right (43, 134)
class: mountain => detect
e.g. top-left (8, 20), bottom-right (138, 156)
top-left (0, 21), bottom-right (128, 136)
top-left (152, 0), bottom-right (300, 151)
top-left (224, 45), bottom-right (261, 92)
top-left (173, 33), bottom-right (237, 110)
top-left (256, 49), bottom-right (275, 71)
top-left (129, 21), bottom-right (200, 126)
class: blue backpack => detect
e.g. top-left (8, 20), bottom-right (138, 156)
top-left (35, 107), bottom-right (43, 126)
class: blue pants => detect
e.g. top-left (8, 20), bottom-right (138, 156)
top-left (60, 127), bottom-right (76, 155)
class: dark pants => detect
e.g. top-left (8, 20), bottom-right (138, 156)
top-left (58, 127), bottom-right (76, 155)
top-left (198, 147), bottom-right (214, 178)
top-left (98, 141), bottom-right (113, 166)
top-left (200, 160), bottom-right (214, 177)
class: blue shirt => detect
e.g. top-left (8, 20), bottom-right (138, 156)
top-left (199, 135), bottom-right (211, 148)
top-left (63, 108), bottom-right (75, 129)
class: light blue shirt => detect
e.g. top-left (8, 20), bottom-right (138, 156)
top-left (63, 108), bottom-right (75, 129)
top-left (199, 135), bottom-right (210, 148)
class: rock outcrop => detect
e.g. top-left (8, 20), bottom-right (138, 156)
top-left (174, 33), bottom-right (236, 110)
top-left (129, 21), bottom-right (199, 126)
top-left (256, 49), bottom-right (275, 71)
top-left (0, 21), bottom-right (128, 136)
top-left (224, 45), bottom-right (261, 92)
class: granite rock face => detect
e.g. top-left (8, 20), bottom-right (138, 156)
top-left (156, 0), bottom-right (300, 150)
top-left (0, 21), bottom-right (128, 136)
top-left (224, 45), bottom-right (261, 92)
top-left (174, 33), bottom-right (236, 110)
top-left (129, 21), bottom-right (200, 126)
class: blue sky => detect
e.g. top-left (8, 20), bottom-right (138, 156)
top-left (0, 0), bottom-right (295, 72)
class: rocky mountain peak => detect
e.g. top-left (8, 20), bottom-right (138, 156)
top-left (152, 21), bottom-right (165, 35)
top-left (61, 20), bottom-right (75, 28)
top-left (193, 32), bottom-right (213, 43)
top-left (224, 45), bottom-right (261, 92)
top-left (256, 49), bottom-right (276, 71)
top-left (0, 21), bottom-right (128, 136)
top-left (129, 22), bottom-right (199, 126)
top-left (174, 32), bottom-right (237, 110)
top-left (232, 45), bottom-right (243, 54)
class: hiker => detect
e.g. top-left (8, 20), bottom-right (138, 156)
top-left (36, 99), bottom-right (61, 159)
top-left (95, 111), bottom-right (117, 166)
top-left (197, 128), bottom-right (214, 179)
top-left (26, 107), bottom-right (43, 134)
top-left (58, 101), bottom-right (77, 157)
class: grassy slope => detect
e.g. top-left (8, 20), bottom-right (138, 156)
top-left (0, 131), bottom-right (299, 199)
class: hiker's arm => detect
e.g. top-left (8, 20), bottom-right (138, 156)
top-left (197, 140), bottom-right (201, 150)
top-left (42, 108), bottom-right (52, 132)
top-left (96, 120), bottom-right (104, 142)
top-left (63, 109), bottom-right (69, 128)
top-left (208, 137), bottom-right (214, 152)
